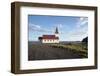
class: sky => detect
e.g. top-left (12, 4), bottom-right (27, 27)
top-left (28, 15), bottom-right (88, 41)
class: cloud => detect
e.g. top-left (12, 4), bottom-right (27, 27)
top-left (54, 24), bottom-right (63, 29)
top-left (70, 31), bottom-right (86, 36)
top-left (29, 23), bottom-right (40, 31)
top-left (29, 17), bottom-right (88, 41)
top-left (76, 17), bottom-right (88, 28)
top-left (53, 22), bottom-right (88, 41)
top-left (58, 24), bottom-right (63, 28)
top-left (67, 17), bottom-right (88, 41)
top-left (54, 24), bottom-right (67, 34)
top-left (70, 26), bottom-right (87, 36)
top-left (29, 23), bottom-right (52, 33)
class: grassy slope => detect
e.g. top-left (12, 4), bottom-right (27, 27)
top-left (49, 43), bottom-right (88, 57)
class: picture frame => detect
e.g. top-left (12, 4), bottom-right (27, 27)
top-left (11, 2), bottom-right (97, 74)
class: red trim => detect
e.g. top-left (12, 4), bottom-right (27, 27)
top-left (38, 35), bottom-right (59, 39)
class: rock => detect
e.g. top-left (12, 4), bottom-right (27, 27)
top-left (82, 37), bottom-right (88, 43)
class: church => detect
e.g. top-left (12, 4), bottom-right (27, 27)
top-left (38, 27), bottom-right (59, 43)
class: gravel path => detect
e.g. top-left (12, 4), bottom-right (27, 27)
top-left (28, 42), bottom-right (85, 60)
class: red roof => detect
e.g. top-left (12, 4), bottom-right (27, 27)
top-left (38, 35), bottom-right (59, 39)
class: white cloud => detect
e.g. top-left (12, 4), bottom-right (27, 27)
top-left (76, 17), bottom-right (88, 28)
top-left (53, 20), bottom-right (88, 41)
top-left (58, 24), bottom-right (63, 28)
top-left (29, 17), bottom-right (88, 41)
top-left (54, 24), bottom-right (63, 29)
top-left (29, 23), bottom-right (41, 30)
top-left (73, 17), bottom-right (88, 35)
top-left (66, 17), bottom-right (88, 41)
top-left (29, 23), bottom-right (53, 33)
top-left (54, 24), bottom-right (68, 34)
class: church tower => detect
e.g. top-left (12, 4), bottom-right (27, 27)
top-left (55, 27), bottom-right (59, 37)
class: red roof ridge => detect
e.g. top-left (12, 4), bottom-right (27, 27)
top-left (38, 35), bottom-right (59, 39)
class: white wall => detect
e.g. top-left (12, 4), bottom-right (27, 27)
top-left (42, 39), bottom-right (59, 43)
top-left (0, 0), bottom-right (100, 76)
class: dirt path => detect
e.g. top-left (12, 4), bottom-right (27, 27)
top-left (28, 43), bottom-right (85, 60)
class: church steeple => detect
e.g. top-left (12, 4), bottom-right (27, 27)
top-left (55, 27), bottom-right (59, 34)
top-left (55, 27), bottom-right (59, 37)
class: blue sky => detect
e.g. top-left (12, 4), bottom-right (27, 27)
top-left (28, 15), bottom-right (88, 41)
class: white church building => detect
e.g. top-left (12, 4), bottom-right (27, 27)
top-left (38, 27), bottom-right (59, 43)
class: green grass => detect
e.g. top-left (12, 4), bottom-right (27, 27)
top-left (50, 43), bottom-right (88, 57)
